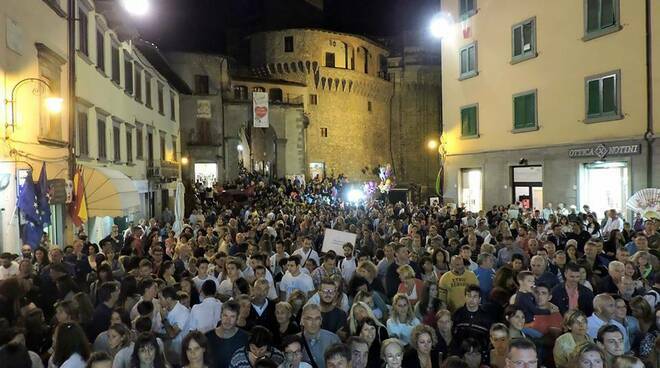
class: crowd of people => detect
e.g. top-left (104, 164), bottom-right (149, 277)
top-left (0, 171), bottom-right (659, 368)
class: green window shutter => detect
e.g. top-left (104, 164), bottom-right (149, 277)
top-left (602, 76), bottom-right (616, 113)
top-left (587, 79), bottom-right (601, 115)
top-left (461, 106), bottom-right (477, 136)
top-left (525, 94), bottom-right (536, 126)
top-left (522, 22), bottom-right (533, 52)
top-left (461, 49), bottom-right (468, 74)
top-left (601, 0), bottom-right (615, 28)
top-left (513, 26), bottom-right (522, 56)
top-left (587, 0), bottom-right (600, 32)
top-left (468, 46), bottom-right (475, 72)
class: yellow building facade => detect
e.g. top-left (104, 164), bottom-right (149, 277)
top-left (0, 0), bottom-right (70, 252)
top-left (250, 29), bottom-right (393, 180)
top-left (440, 0), bottom-right (659, 217)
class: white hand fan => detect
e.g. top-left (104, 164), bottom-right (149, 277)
top-left (627, 188), bottom-right (660, 219)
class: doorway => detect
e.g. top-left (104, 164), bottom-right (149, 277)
top-left (460, 168), bottom-right (482, 212)
top-left (580, 161), bottom-right (629, 220)
top-left (194, 163), bottom-right (218, 188)
top-left (511, 166), bottom-right (543, 210)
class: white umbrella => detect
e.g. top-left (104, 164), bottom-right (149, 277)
top-left (172, 181), bottom-right (185, 236)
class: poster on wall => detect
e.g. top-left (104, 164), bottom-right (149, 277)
top-left (253, 92), bottom-right (269, 128)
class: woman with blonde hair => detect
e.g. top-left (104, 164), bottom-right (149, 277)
top-left (274, 301), bottom-right (301, 347)
top-left (380, 338), bottom-right (405, 368)
top-left (386, 293), bottom-right (420, 345)
top-left (396, 265), bottom-right (424, 305)
top-left (402, 324), bottom-right (440, 368)
top-left (348, 301), bottom-right (385, 335)
top-left (553, 310), bottom-right (593, 368)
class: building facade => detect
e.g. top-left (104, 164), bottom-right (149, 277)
top-left (74, 0), bottom-right (182, 243)
top-left (440, 0), bottom-right (659, 218)
top-left (0, 0), bottom-right (71, 252)
top-left (249, 29), bottom-right (394, 180)
top-left (389, 43), bottom-right (442, 192)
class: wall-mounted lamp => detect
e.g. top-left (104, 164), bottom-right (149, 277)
top-left (181, 157), bottom-right (189, 165)
top-left (5, 77), bottom-right (62, 133)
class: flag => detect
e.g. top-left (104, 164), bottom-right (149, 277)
top-left (37, 162), bottom-right (51, 226)
top-left (17, 171), bottom-right (43, 248)
top-left (17, 170), bottom-right (40, 224)
top-left (69, 166), bottom-right (88, 227)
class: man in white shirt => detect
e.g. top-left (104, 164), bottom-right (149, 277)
top-left (0, 252), bottom-right (19, 280)
top-left (160, 286), bottom-right (190, 365)
top-left (292, 236), bottom-right (320, 268)
top-left (339, 243), bottom-right (357, 284)
top-left (188, 279), bottom-right (222, 334)
top-left (280, 255), bottom-right (315, 300)
top-left (193, 259), bottom-right (220, 292)
top-left (603, 209), bottom-right (624, 239)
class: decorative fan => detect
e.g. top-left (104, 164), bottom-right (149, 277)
top-left (627, 188), bottom-right (660, 219)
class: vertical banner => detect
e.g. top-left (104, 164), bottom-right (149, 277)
top-left (253, 91), bottom-right (269, 128)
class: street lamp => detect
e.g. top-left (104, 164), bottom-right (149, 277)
top-left (181, 157), bottom-right (189, 165)
top-left (427, 139), bottom-right (439, 150)
top-left (121, 0), bottom-right (150, 16)
top-left (5, 77), bottom-right (63, 133)
top-left (430, 13), bottom-right (455, 39)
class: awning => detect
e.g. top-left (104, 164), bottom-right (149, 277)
top-left (83, 167), bottom-right (140, 217)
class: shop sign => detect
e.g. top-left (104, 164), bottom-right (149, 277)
top-left (568, 144), bottom-right (641, 159)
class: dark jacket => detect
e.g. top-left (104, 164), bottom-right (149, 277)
top-left (551, 283), bottom-right (594, 316)
top-left (452, 306), bottom-right (494, 354)
top-left (246, 299), bottom-right (278, 333)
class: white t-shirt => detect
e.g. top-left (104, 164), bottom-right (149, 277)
top-left (292, 248), bottom-right (320, 267)
top-left (165, 302), bottom-right (190, 364)
top-left (192, 274), bottom-right (220, 292)
top-left (188, 296), bottom-right (222, 334)
top-left (0, 261), bottom-right (19, 280)
top-left (279, 271), bottom-right (315, 299)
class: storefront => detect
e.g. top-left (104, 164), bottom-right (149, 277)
top-left (444, 140), bottom-right (650, 218)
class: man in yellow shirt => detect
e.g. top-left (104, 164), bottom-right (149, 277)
top-left (439, 255), bottom-right (479, 312)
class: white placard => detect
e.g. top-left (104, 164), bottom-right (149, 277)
top-left (196, 100), bottom-right (211, 118)
top-left (322, 228), bottom-right (357, 255)
top-left (253, 91), bottom-right (269, 128)
top-left (429, 197), bottom-right (440, 206)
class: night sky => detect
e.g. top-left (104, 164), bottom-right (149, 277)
top-left (135, 0), bottom-right (440, 53)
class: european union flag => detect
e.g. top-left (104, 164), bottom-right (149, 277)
top-left (17, 171), bottom-right (40, 225)
top-left (37, 162), bottom-right (51, 226)
top-left (22, 221), bottom-right (43, 248)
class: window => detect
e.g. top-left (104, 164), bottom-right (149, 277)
top-left (134, 65), bottom-right (142, 102)
top-left (97, 116), bottom-right (107, 160)
top-left (147, 131), bottom-right (154, 163)
top-left (285, 36), bottom-right (294, 52)
top-left (513, 90), bottom-right (538, 131)
top-left (233, 85), bottom-right (248, 100)
top-left (585, 70), bottom-right (621, 123)
top-left (460, 104), bottom-right (479, 138)
top-left (512, 17), bottom-right (537, 63)
top-left (325, 52), bottom-right (336, 68)
top-left (171, 135), bottom-right (177, 161)
top-left (170, 93), bottom-right (176, 121)
top-left (145, 73), bottom-right (152, 108)
top-left (270, 88), bottom-right (283, 102)
top-left (157, 83), bottom-right (164, 115)
top-left (160, 133), bottom-right (166, 161)
top-left (320, 128), bottom-right (328, 137)
top-left (361, 47), bottom-right (369, 74)
top-left (124, 52), bottom-right (133, 94)
top-left (459, 42), bottom-right (478, 79)
top-left (459, 0), bottom-right (477, 18)
top-left (111, 43), bottom-right (120, 84)
top-left (37, 44), bottom-right (64, 141)
top-left (136, 125), bottom-right (143, 159)
top-left (194, 75), bottom-right (209, 95)
top-left (78, 6), bottom-right (88, 56)
top-left (113, 123), bottom-right (121, 162)
top-left (75, 107), bottom-right (89, 156)
top-left (310, 94), bottom-right (318, 105)
top-left (126, 127), bottom-right (133, 164)
top-left (96, 28), bottom-right (105, 72)
top-left (584, 0), bottom-right (620, 40)
top-left (368, 101), bottom-right (372, 112)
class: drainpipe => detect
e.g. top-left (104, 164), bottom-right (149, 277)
top-left (645, 0), bottom-right (655, 187)
top-left (67, 0), bottom-right (77, 179)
